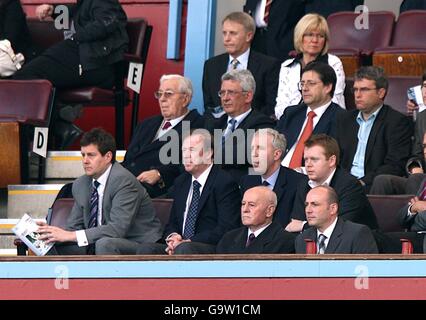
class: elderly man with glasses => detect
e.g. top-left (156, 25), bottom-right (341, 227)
top-left (275, 61), bottom-right (345, 173)
top-left (122, 74), bottom-right (203, 197)
top-left (336, 66), bottom-right (413, 192)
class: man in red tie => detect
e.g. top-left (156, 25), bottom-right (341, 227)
top-left (276, 62), bottom-right (345, 172)
top-left (122, 74), bottom-right (203, 197)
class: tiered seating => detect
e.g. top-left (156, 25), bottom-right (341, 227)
top-left (327, 11), bottom-right (395, 77)
top-left (27, 18), bottom-right (153, 149)
top-left (373, 10), bottom-right (426, 76)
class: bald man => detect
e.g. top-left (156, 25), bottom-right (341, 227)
top-left (216, 186), bottom-right (295, 253)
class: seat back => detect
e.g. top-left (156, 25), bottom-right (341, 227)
top-left (367, 195), bottom-right (413, 232)
top-left (327, 11), bottom-right (395, 54)
top-left (0, 80), bottom-right (54, 125)
top-left (385, 76), bottom-right (420, 114)
top-left (46, 198), bottom-right (74, 227)
top-left (152, 198), bottom-right (173, 227)
top-left (392, 10), bottom-right (426, 48)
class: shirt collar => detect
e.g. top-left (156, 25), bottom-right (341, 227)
top-left (357, 105), bottom-right (383, 123)
top-left (165, 110), bottom-right (189, 128)
top-left (229, 48), bottom-right (250, 69)
top-left (227, 108), bottom-right (252, 129)
top-left (93, 163), bottom-right (112, 189)
top-left (308, 168), bottom-right (336, 188)
top-left (306, 100), bottom-right (332, 119)
top-left (317, 216), bottom-right (338, 240)
top-left (191, 164), bottom-right (213, 189)
top-left (262, 166), bottom-right (280, 188)
top-left (249, 221), bottom-right (272, 238)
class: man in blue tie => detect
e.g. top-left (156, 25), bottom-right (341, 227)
top-left (37, 128), bottom-right (162, 255)
top-left (137, 131), bottom-right (241, 255)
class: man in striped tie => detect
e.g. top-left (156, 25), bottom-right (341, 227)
top-left (37, 128), bottom-right (162, 255)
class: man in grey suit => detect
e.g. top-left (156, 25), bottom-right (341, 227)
top-left (37, 128), bottom-right (162, 255)
top-left (295, 185), bottom-right (378, 254)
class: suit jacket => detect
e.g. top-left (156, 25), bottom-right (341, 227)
top-left (240, 166), bottom-right (308, 226)
top-left (399, 177), bottom-right (426, 231)
top-left (122, 109), bottom-right (202, 192)
top-left (202, 50), bottom-right (280, 116)
top-left (276, 102), bottom-right (345, 158)
top-left (407, 110), bottom-right (426, 172)
top-left (400, 0), bottom-right (426, 12)
top-left (205, 109), bottom-right (275, 182)
top-left (66, 162), bottom-right (163, 244)
top-left (292, 167), bottom-right (379, 229)
top-left (164, 165), bottom-right (241, 245)
top-left (295, 218), bottom-right (379, 254)
top-left (304, 0), bottom-right (364, 17)
top-left (216, 221), bottom-right (296, 254)
top-left (336, 105), bottom-right (414, 187)
top-left (244, 0), bottom-right (305, 61)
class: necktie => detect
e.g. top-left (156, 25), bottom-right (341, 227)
top-left (262, 180), bottom-right (270, 187)
top-left (222, 118), bottom-right (237, 146)
top-left (162, 121), bottom-right (172, 130)
top-left (264, 0), bottom-right (273, 24)
top-left (317, 234), bottom-right (327, 254)
top-left (230, 58), bottom-right (239, 70)
top-left (88, 180), bottom-right (100, 228)
top-left (419, 182), bottom-right (426, 200)
top-left (246, 233), bottom-right (256, 247)
top-left (183, 180), bottom-right (202, 239)
top-left (289, 111), bottom-right (317, 169)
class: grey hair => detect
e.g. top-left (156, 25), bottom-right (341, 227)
top-left (221, 69), bottom-right (256, 93)
top-left (159, 74), bottom-right (193, 98)
top-left (255, 128), bottom-right (287, 160)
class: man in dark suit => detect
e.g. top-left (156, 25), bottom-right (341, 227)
top-left (37, 128), bottom-right (163, 255)
top-left (137, 131), bottom-right (241, 255)
top-left (286, 134), bottom-right (378, 233)
top-left (295, 185), bottom-right (378, 254)
top-left (305, 0), bottom-right (364, 18)
top-left (217, 186), bottom-right (295, 254)
top-left (336, 66), bottom-right (413, 192)
top-left (205, 69), bottom-right (275, 182)
top-left (240, 128), bottom-right (307, 226)
top-left (122, 74), bottom-right (202, 198)
top-left (276, 62), bottom-right (345, 170)
top-left (202, 11), bottom-right (280, 116)
top-left (244, 0), bottom-right (305, 62)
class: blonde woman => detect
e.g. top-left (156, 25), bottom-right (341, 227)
top-left (275, 13), bottom-right (345, 119)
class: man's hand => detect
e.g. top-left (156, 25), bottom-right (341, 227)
top-left (137, 169), bottom-right (161, 185)
top-left (285, 219), bottom-right (305, 232)
top-left (35, 4), bottom-right (54, 21)
top-left (37, 224), bottom-right (76, 244)
top-left (407, 99), bottom-right (419, 116)
top-left (411, 167), bottom-right (424, 174)
top-left (165, 234), bottom-right (190, 255)
top-left (409, 196), bottom-right (426, 215)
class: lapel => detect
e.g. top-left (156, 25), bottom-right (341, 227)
top-left (196, 165), bottom-right (218, 213)
top-left (133, 116), bottom-right (163, 156)
top-left (364, 106), bottom-right (386, 164)
top-left (247, 222), bottom-right (277, 252)
top-left (247, 51), bottom-right (260, 79)
top-left (176, 174), bottom-right (193, 229)
top-left (313, 103), bottom-right (334, 134)
top-left (325, 218), bottom-right (344, 253)
top-left (273, 166), bottom-right (288, 204)
top-left (235, 227), bottom-right (250, 251)
top-left (345, 111), bottom-right (361, 162)
top-left (100, 163), bottom-right (117, 225)
top-left (237, 109), bottom-right (254, 130)
top-left (216, 54), bottom-right (229, 84)
top-left (288, 105), bottom-right (308, 148)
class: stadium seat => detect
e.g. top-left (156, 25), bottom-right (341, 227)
top-left (373, 10), bottom-right (426, 76)
top-left (367, 194), bottom-right (413, 232)
top-left (327, 11), bottom-right (395, 75)
top-left (152, 198), bottom-right (173, 228)
top-left (385, 76), bottom-right (420, 114)
top-left (27, 18), bottom-right (153, 149)
top-left (0, 80), bottom-right (55, 186)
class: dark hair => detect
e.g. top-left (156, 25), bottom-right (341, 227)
top-left (354, 66), bottom-right (388, 91)
top-left (422, 71), bottom-right (426, 83)
top-left (80, 128), bottom-right (116, 162)
top-left (304, 133), bottom-right (340, 165)
top-left (302, 62), bottom-right (337, 97)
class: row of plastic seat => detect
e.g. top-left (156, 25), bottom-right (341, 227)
top-left (327, 10), bottom-right (426, 77)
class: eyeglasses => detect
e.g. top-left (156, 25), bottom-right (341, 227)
top-left (298, 81), bottom-right (320, 90)
top-left (303, 32), bottom-right (326, 40)
top-left (351, 87), bottom-right (378, 94)
top-left (154, 90), bottom-right (185, 99)
top-left (217, 90), bottom-right (247, 98)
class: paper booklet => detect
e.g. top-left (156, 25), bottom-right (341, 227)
top-left (407, 85), bottom-right (426, 113)
top-left (12, 213), bottom-right (53, 256)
